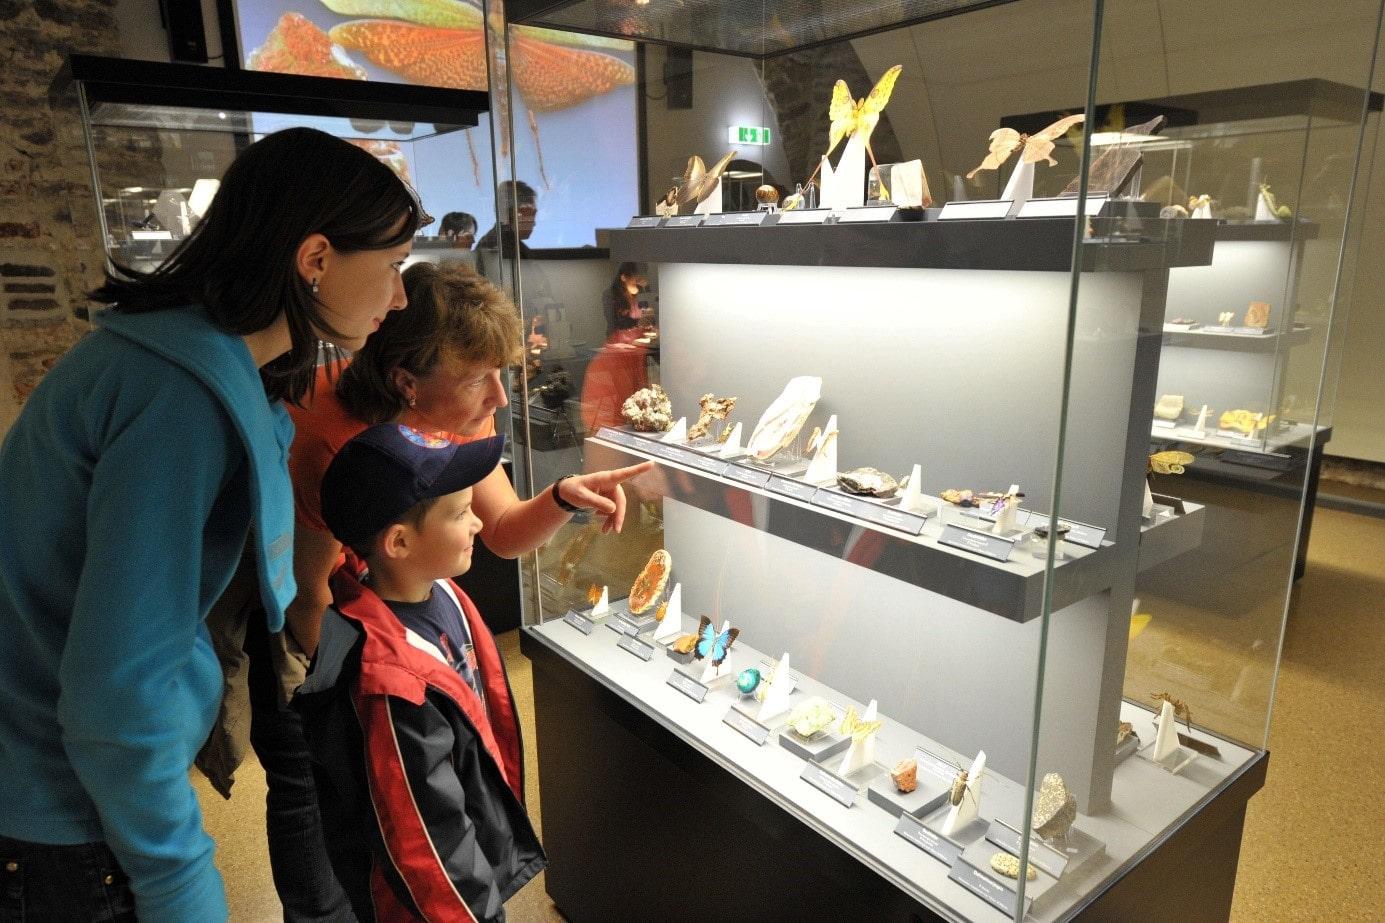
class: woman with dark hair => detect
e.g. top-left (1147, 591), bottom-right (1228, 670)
top-left (0, 126), bottom-right (427, 922)
top-left (602, 260), bottom-right (649, 344)
top-left (583, 262), bottom-right (654, 432)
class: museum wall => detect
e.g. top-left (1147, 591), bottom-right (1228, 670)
top-left (3, 0), bottom-right (1384, 461)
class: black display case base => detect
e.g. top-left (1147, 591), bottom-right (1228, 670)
top-left (523, 633), bottom-right (1266, 923)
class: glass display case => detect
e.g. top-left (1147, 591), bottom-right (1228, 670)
top-left (51, 55), bottom-right (489, 277)
top-left (489, 3), bottom-right (1383, 921)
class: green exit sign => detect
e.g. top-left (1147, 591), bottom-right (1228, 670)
top-left (727, 125), bottom-right (772, 145)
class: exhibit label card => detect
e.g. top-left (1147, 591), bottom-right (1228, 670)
top-left (813, 490), bottom-right (928, 535)
top-left (1016, 510), bottom-right (1106, 550)
top-left (1016, 193), bottom-right (1109, 218)
top-left (617, 634), bottom-right (655, 661)
top-left (939, 523), bottom-right (1016, 562)
top-left (666, 669), bottom-right (709, 703)
top-left (724, 464), bottom-right (772, 489)
top-left (626, 216), bottom-right (663, 229)
top-left (776, 208), bottom-right (834, 225)
top-left (722, 707), bottom-right (771, 746)
top-left (766, 475), bottom-right (820, 503)
top-left (606, 613), bottom-right (639, 636)
top-left (679, 452), bottom-right (730, 477)
top-left (800, 761), bottom-right (857, 808)
top-left (949, 863), bottom-right (1032, 917)
top-left (562, 610), bottom-right (595, 635)
top-left (595, 427), bottom-right (644, 449)
top-left (663, 215), bottom-right (705, 228)
top-left (939, 200), bottom-right (1012, 220)
top-left (837, 205), bottom-right (897, 223)
top-left (986, 819), bottom-right (1069, 879)
top-left (893, 812), bottom-right (963, 864)
top-left (703, 211), bottom-right (766, 227)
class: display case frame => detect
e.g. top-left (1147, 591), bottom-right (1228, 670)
top-left (489, 2), bottom-right (1383, 920)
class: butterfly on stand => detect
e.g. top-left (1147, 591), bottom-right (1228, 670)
top-left (966, 113), bottom-right (1087, 181)
top-left (692, 615), bottom-right (740, 668)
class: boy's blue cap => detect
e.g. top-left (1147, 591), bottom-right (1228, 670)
top-left (322, 423), bottom-right (504, 551)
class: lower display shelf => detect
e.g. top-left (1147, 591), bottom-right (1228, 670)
top-left (525, 615), bottom-right (1261, 922)
top-left (1149, 420), bottom-right (1325, 456)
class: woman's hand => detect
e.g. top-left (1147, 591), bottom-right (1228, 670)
top-left (556, 461), bottom-right (656, 533)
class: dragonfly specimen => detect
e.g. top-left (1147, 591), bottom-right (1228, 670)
top-left (248, 0), bottom-right (635, 188)
top-left (966, 113), bottom-right (1086, 179)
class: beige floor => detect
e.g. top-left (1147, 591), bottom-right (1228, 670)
top-left (199, 499), bottom-right (1385, 922)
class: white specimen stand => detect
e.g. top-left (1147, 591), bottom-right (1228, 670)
top-left (939, 750), bottom-right (986, 837)
top-left (1142, 479), bottom-right (1156, 520)
top-left (719, 422), bottom-right (743, 458)
top-left (1191, 198), bottom-right (1213, 219)
top-left (1255, 188), bottom-right (1277, 221)
top-left (1002, 159), bottom-right (1035, 211)
top-left (890, 160), bottom-right (928, 207)
top-left (821, 134), bottom-right (866, 210)
top-left (900, 463), bottom-right (930, 514)
top-left (661, 417), bottom-right (687, 443)
top-left (804, 415), bottom-right (839, 485)
top-left (699, 620), bottom-right (734, 684)
top-left (694, 179), bottom-right (723, 216)
top-left (993, 483), bottom-right (1021, 535)
top-left (590, 586), bottom-right (609, 618)
top-left (757, 652), bottom-right (796, 722)
top-left (836, 699), bottom-right (879, 776)
top-left (652, 583), bottom-right (684, 644)
top-left (1144, 700), bottom-right (1196, 773)
top-left (1193, 404), bottom-right (1210, 438)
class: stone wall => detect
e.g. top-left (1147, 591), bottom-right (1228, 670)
top-left (0, 0), bottom-right (123, 434)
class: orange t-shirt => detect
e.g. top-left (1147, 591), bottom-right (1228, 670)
top-left (288, 363), bottom-right (497, 534)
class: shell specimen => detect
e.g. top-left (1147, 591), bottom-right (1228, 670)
top-left (746, 376), bottom-right (821, 461)
top-left (1148, 450), bottom-right (1195, 475)
top-left (836, 467), bottom-right (899, 498)
top-left (621, 384), bottom-right (673, 432)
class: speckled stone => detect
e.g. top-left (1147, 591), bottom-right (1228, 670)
top-left (990, 852), bottom-right (1036, 881)
top-left (1031, 772), bottom-right (1077, 840)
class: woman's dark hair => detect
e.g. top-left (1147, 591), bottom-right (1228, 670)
top-left (337, 261), bottom-right (523, 424)
top-left (439, 212), bottom-right (477, 238)
top-left (606, 261), bottom-right (644, 331)
top-left (90, 127), bottom-right (426, 404)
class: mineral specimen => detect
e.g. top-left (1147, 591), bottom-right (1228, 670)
top-left (735, 668), bottom-right (762, 695)
top-left (687, 393), bottom-right (737, 441)
top-left (1117, 721), bottom-right (1135, 746)
top-left (670, 633), bottom-right (698, 655)
top-left (990, 853), bottom-right (1037, 881)
top-left (1244, 301), bottom-right (1271, 329)
top-left (1031, 773), bottom-right (1077, 840)
top-left (786, 697), bottom-right (836, 739)
top-left (755, 184), bottom-right (780, 205)
top-left (621, 384), bottom-right (673, 432)
top-left (1154, 394), bottom-right (1184, 421)
top-left (837, 467), bottom-right (899, 497)
top-left (941, 489), bottom-right (979, 507)
top-left (628, 549), bottom-right (671, 614)
top-left (746, 377), bottom-right (821, 461)
top-left (891, 758), bottom-right (919, 794)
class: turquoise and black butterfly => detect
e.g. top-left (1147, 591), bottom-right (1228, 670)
top-left (693, 615), bottom-right (740, 667)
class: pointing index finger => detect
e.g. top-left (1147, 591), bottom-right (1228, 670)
top-left (591, 461), bottom-right (656, 485)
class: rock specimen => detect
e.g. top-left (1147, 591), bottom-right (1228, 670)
top-left (891, 758), bottom-right (919, 794)
top-left (1031, 773), bottom-right (1077, 840)
top-left (687, 393), bottom-right (737, 441)
top-left (670, 633), bottom-right (698, 655)
top-left (621, 384), bottom-right (673, 432)
top-left (628, 549), bottom-right (671, 614)
top-left (837, 467), bottom-right (899, 497)
top-left (1244, 301), bottom-right (1271, 328)
top-left (785, 697), bottom-right (836, 739)
top-left (747, 377), bottom-right (821, 461)
top-left (1154, 394), bottom-right (1184, 421)
top-left (990, 853), bottom-right (1037, 881)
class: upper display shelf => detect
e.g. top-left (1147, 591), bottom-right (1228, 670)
top-left (505, 0), bottom-right (1018, 58)
top-left (605, 216), bottom-right (1216, 272)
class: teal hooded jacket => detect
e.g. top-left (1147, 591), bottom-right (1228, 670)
top-left (0, 306), bottom-right (296, 921)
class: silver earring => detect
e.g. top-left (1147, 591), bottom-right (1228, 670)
top-left (310, 278), bottom-right (319, 294)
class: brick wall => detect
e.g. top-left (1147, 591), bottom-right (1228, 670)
top-left (0, 0), bottom-right (123, 434)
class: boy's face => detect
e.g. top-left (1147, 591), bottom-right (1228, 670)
top-left (409, 487), bottom-right (483, 578)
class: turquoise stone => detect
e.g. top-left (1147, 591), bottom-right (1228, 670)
top-left (735, 667), bottom-right (761, 695)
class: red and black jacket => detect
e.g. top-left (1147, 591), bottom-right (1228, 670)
top-left (295, 560), bottom-right (545, 922)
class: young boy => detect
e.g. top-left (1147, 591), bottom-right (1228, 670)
top-left (296, 422), bottom-right (544, 922)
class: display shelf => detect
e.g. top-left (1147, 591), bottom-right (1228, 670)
top-left (605, 218), bottom-right (1216, 273)
top-left (1160, 326), bottom-right (1312, 350)
top-left (591, 429), bottom-right (1124, 622)
top-left (1138, 500), bottom-right (1206, 573)
top-left (1213, 220), bottom-right (1319, 242)
top-left (523, 616), bottom-right (1257, 923)
top-left (1149, 421), bottom-right (1327, 455)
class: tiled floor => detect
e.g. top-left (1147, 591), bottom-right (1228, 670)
top-left (200, 498), bottom-right (1385, 921)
